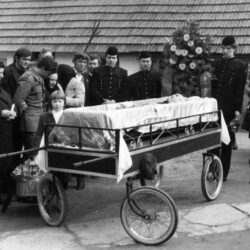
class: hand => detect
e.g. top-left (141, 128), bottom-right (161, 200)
top-left (1, 110), bottom-right (16, 119)
top-left (234, 111), bottom-right (241, 122)
top-left (103, 99), bottom-right (116, 104)
top-left (21, 101), bottom-right (28, 110)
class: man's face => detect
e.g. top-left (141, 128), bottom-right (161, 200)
top-left (105, 55), bottom-right (118, 68)
top-left (74, 59), bottom-right (88, 73)
top-left (222, 46), bottom-right (235, 59)
top-left (88, 59), bottom-right (99, 73)
top-left (139, 57), bottom-right (152, 71)
top-left (15, 56), bottom-right (31, 70)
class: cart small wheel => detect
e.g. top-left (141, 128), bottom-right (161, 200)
top-left (120, 187), bottom-right (178, 245)
top-left (37, 174), bottom-right (68, 226)
top-left (201, 155), bottom-right (223, 201)
top-left (140, 165), bottom-right (163, 188)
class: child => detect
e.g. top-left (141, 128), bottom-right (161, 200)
top-left (31, 90), bottom-right (84, 190)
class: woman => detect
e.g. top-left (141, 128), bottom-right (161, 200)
top-left (57, 64), bottom-right (85, 107)
top-left (0, 85), bottom-right (16, 212)
top-left (44, 72), bottom-right (63, 111)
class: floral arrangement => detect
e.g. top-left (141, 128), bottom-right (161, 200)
top-left (163, 20), bottom-right (212, 97)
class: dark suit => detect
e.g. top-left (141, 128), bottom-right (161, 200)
top-left (89, 65), bottom-right (128, 105)
top-left (1, 63), bottom-right (25, 99)
top-left (0, 87), bottom-right (15, 175)
top-left (212, 57), bottom-right (248, 179)
top-left (1, 63), bottom-right (25, 155)
top-left (128, 71), bottom-right (161, 100)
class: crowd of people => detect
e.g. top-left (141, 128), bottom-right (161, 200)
top-left (0, 35), bottom-right (249, 211)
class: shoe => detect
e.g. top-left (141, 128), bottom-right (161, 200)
top-left (76, 176), bottom-right (85, 190)
top-left (231, 142), bottom-right (238, 150)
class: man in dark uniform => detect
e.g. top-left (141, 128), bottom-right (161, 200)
top-left (212, 35), bottom-right (248, 181)
top-left (89, 47), bottom-right (128, 105)
top-left (128, 51), bottom-right (161, 100)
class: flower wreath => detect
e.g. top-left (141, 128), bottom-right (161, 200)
top-left (163, 20), bottom-right (212, 97)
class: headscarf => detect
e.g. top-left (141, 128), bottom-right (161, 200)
top-left (57, 64), bottom-right (76, 91)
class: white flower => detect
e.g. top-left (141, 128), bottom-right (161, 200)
top-left (169, 58), bottom-right (177, 65)
top-left (189, 62), bottom-right (197, 69)
top-left (187, 40), bottom-right (194, 47)
top-left (175, 49), bottom-right (182, 56)
top-left (179, 63), bottom-right (186, 70)
top-left (182, 49), bottom-right (188, 56)
top-left (184, 34), bottom-right (190, 41)
top-left (195, 47), bottom-right (203, 54)
top-left (170, 44), bottom-right (177, 52)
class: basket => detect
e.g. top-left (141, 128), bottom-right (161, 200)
top-left (12, 160), bottom-right (44, 197)
top-left (14, 175), bottom-right (41, 198)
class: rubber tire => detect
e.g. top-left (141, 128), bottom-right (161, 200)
top-left (37, 174), bottom-right (68, 226)
top-left (120, 187), bottom-right (178, 245)
top-left (140, 165), bottom-right (163, 188)
top-left (201, 155), bottom-right (223, 201)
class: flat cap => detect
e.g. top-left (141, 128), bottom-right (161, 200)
top-left (139, 51), bottom-right (152, 59)
top-left (222, 35), bottom-right (236, 47)
top-left (106, 46), bottom-right (118, 56)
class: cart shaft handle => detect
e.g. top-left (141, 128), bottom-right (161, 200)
top-left (73, 155), bottom-right (116, 168)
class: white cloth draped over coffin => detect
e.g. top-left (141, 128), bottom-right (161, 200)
top-left (49, 96), bottom-right (219, 150)
top-left (48, 95), bottom-right (229, 182)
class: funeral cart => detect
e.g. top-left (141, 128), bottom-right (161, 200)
top-left (35, 95), bottom-right (227, 245)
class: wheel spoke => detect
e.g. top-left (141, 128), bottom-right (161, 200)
top-left (121, 187), bottom-right (178, 245)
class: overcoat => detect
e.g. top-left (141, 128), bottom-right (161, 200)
top-left (0, 87), bottom-right (15, 174)
top-left (14, 67), bottom-right (45, 132)
top-left (1, 63), bottom-right (25, 98)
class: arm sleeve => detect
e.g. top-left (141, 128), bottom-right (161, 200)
top-left (89, 71), bottom-right (105, 105)
top-left (65, 78), bottom-right (85, 107)
top-left (13, 74), bottom-right (33, 111)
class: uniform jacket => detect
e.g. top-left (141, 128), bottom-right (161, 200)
top-left (14, 67), bottom-right (45, 132)
top-left (89, 65), bottom-right (128, 105)
top-left (0, 87), bottom-right (14, 173)
top-left (1, 63), bottom-right (25, 98)
top-left (212, 57), bottom-right (248, 123)
top-left (128, 71), bottom-right (162, 101)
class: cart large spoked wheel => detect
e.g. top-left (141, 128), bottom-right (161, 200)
top-left (37, 174), bottom-right (68, 226)
top-left (201, 154), bottom-right (223, 201)
top-left (120, 187), bottom-right (178, 245)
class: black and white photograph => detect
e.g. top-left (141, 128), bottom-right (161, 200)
top-left (0, 0), bottom-right (250, 249)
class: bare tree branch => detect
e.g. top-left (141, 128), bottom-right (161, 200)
top-left (84, 20), bottom-right (101, 52)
